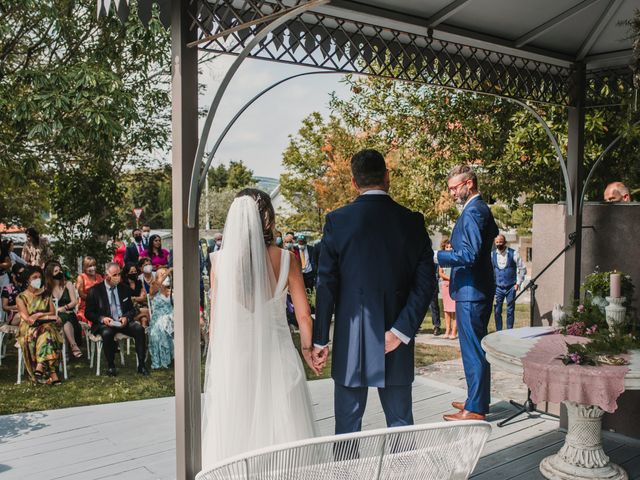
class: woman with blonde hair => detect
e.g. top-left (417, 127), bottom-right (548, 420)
top-left (439, 238), bottom-right (457, 339)
top-left (148, 267), bottom-right (174, 369)
top-left (76, 256), bottom-right (103, 326)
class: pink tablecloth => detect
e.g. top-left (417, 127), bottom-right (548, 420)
top-left (522, 334), bottom-right (630, 413)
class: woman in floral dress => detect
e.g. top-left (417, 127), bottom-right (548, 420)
top-left (148, 268), bottom-right (174, 369)
top-left (16, 266), bottom-right (63, 385)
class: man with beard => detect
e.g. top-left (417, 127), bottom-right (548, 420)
top-left (438, 165), bottom-right (498, 421)
top-left (492, 234), bottom-right (527, 331)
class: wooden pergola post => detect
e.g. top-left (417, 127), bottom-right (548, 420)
top-left (171, 1), bottom-right (202, 479)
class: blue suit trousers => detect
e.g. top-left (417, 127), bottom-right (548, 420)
top-left (334, 383), bottom-right (413, 435)
top-left (494, 285), bottom-right (516, 330)
top-left (456, 299), bottom-right (492, 414)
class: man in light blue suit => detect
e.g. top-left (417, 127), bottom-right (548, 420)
top-left (438, 165), bottom-right (499, 421)
top-left (313, 149), bottom-right (436, 435)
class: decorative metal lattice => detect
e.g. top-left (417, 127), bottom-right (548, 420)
top-left (585, 66), bottom-right (635, 107)
top-left (191, 0), bottom-right (578, 106)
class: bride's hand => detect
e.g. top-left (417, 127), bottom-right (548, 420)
top-left (302, 348), bottom-right (322, 376)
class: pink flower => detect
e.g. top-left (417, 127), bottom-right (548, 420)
top-left (569, 352), bottom-right (583, 364)
top-left (577, 305), bottom-right (585, 313)
top-left (586, 325), bottom-right (598, 336)
top-left (566, 321), bottom-right (585, 337)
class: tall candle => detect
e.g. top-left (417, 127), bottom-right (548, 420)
top-left (610, 272), bottom-right (621, 298)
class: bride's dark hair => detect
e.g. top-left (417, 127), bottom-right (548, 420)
top-left (236, 188), bottom-right (276, 246)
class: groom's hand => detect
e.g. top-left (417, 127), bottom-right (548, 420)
top-left (384, 331), bottom-right (402, 354)
top-left (312, 346), bottom-right (329, 370)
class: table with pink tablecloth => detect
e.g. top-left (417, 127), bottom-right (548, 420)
top-left (483, 328), bottom-right (639, 480)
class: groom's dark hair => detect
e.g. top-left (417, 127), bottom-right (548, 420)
top-left (351, 149), bottom-right (387, 188)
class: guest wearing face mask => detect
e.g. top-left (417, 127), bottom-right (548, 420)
top-left (283, 232), bottom-right (297, 253)
top-left (124, 228), bottom-right (146, 265)
top-left (124, 262), bottom-right (150, 327)
top-left (85, 262), bottom-right (148, 377)
top-left (138, 256), bottom-right (156, 294)
top-left (2, 263), bottom-right (26, 326)
top-left (45, 261), bottom-right (83, 359)
top-left (491, 234), bottom-right (527, 330)
top-left (16, 266), bottom-right (63, 384)
top-left (76, 256), bottom-right (103, 326)
top-left (141, 224), bottom-right (152, 250)
top-left (148, 267), bottom-right (174, 369)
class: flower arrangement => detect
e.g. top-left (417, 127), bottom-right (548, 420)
top-left (558, 271), bottom-right (639, 367)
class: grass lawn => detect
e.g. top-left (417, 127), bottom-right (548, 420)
top-left (419, 300), bottom-right (531, 334)
top-left (0, 324), bottom-right (465, 415)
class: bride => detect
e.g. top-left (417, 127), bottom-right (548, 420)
top-left (201, 188), bottom-right (321, 468)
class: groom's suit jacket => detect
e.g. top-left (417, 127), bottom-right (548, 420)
top-left (314, 194), bottom-right (436, 388)
top-left (437, 195), bottom-right (499, 302)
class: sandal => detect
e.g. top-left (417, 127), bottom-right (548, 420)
top-left (48, 373), bottom-right (62, 386)
top-left (71, 344), bottom-right (83, 359)
top-left (34, 366), bottom-right (45, 381)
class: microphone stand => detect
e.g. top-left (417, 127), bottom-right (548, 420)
top-left (497, 232), bottom-right (576, 428)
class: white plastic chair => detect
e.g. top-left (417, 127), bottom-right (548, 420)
top-left (88, 331), bottom-right (135, 376)
top-left (196, 421), bottom-right (491, 480)
top-left (15, 329), bottom-right (67, 384)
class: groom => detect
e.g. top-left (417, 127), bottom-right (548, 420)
top-left (313, 149), bottom-right (436, 434)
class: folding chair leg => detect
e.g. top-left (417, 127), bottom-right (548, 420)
top-left (17, 345), bottom-right (22, 385)
top-left (86, 333), bottom-right (91, 364)
top-left (127, 338), bottom-right (130, 355)
top-left (0, 332), bottom-right (5, 365)
top-left (61, 342), bottom-right (68, 380)
top-left (89, 341), bottom-right (95, 368)
top-left (96, 342), bottom-right (102, 376)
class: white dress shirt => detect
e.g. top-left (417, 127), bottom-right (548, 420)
top-left (495, 248), bottom-right (527, 287)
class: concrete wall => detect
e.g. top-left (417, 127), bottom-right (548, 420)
top-left (532, 203), bottom-right (640, 326)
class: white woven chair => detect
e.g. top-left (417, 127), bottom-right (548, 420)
top-left (196, 421), bottom-right (491, 480)
top-left (0, 320), bottom-right (17, 366)
top-left (14, 328), bottom-right (68, 384)
top-left (88, 331), bottom-right (135, 376)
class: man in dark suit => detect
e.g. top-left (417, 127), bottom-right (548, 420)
top-left (313, 149), bottom-right (436, 435)
top-left (124, 228), bottom-right (146, 265)
top-left (438, 165), bottom-right (499, 421)
top-left (85, 262), bottom-right (149, 377)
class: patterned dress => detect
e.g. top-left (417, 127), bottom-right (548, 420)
top-left (149, 292), bottom-right (174, 369)
top-left (16, 291), bottom-right (63, 381)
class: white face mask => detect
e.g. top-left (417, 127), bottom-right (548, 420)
top-left (30, 278), bottom-right (42, 289)
top-left (142, 232), bottom-right (150, 238)
top-left (162, 276), bottom-right (172, 287)
top-left (143, 265), bottom-right (153, 274)
top-left (87, 267), bottom-right (96, 275)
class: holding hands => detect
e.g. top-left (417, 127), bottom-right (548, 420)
top-left (312, 346), bottom-right (329, 371)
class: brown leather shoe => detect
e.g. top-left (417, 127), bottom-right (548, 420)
top-left (451, 401), bottom-right (465, 411)
top-left (443, 410), bottom-right (486, 421)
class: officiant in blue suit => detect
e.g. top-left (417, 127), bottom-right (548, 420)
top-left (438, 165), bottom-right (499, 421)
top-left (313, 149), bottom-right (436, 435)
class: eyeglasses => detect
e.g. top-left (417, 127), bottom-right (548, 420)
top-left (448, 179), bottom-right (469, 192)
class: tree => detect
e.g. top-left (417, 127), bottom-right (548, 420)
top-left (200, 160), bottom-right (255, 229)
top-left (120, 165), bottom-right (173, 230)
top-left (281, 73), bottom-right (640, 235)
top-left (0, 0), bottom-right (171, 261)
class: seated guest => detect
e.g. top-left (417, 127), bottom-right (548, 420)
top-left (0, 239), bottom-right (11, 289)
top-left (112, 236), bottom-right (126, 267)
top-left (16, 266), bottom-right (63, 384)
top-left (138, 256), bottom-right (155, 294)
top-left (45, 261), bottom-right (83, 359)
top-left (148, 267), bottom-right (174, 369)
top-left (145, 234), bottom-right (170, 271)
top-left (2, 263), bottom-right (26, 325)
top-left (124, 228), bottom-right (147, 265)
top-left (76, 256), bottom-right (103, 326)
top-left (85, 262), bottom-right (148, 377)
top-left (124, 262), bottom-right (150, 328)
top-left (21, 227), bottom-right (54, 268)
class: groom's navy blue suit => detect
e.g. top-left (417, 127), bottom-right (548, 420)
top-left (314, 193), bottom-right (435, 434)
top-left (437, 195), bottom-right (499, 414)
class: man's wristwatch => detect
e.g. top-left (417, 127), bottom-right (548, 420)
top-left (301, 346), bottom-right (313, 352)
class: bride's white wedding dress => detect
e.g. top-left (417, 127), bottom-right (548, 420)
top-left (201, 197), bottom-right (317, 470)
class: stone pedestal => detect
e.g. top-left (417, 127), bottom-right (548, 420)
top-left (540, 401), bottom-right (628, 480)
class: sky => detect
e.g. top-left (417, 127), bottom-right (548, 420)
top-left (198, 55), bottom-right (352, 180)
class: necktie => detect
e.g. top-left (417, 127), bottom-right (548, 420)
top-left (110, 287), bottom-right (119, 321)
top-left (300, 248), bottom-right (306, 269)
top-left (138, 243), bottom-right (144, 254)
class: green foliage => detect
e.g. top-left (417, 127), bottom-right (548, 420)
top-left (120, 165), bottom-right (173, 229)
top-left (206, 160), bottom-right (254, 192)
top-left (0, 0), bottom-right (171, 253)
top-left (582, 270), bottom-right (635, 301)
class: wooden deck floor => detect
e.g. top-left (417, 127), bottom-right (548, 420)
top-left (1, 377), bottom-right (639, 480)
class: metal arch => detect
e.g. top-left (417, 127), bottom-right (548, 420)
top-left (579, 120), bottom-right (640, 213)
top-left (187, 0), bottom-right (331, 228)
top-left (195, 70), bottom-right (342, 197)
top-left (509, 98), bottom-right (574, 216)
